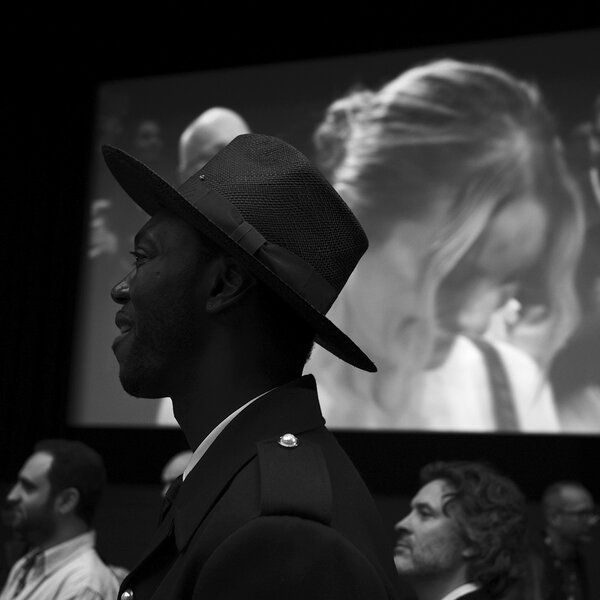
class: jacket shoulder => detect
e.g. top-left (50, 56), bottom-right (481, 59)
top-left (257, 434), bottom-right (332, 525)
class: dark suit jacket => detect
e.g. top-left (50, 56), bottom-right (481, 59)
top-left (117, 375), bottom-right (408, 599)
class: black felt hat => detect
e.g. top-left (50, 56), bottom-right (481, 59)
top-left (102, 133), bottom-right (376, 372)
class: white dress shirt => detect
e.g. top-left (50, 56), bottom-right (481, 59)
top-left (0, 531), bottom-right (119, 600)
top-left (183, 387), bottom-right (274, 480)
top-left (439, 582), bottom-right (480, 600)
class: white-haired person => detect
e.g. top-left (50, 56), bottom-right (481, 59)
top-left (306, 58), bottom-right (585, 432)
top-left (177, 106), bottom-right (251, 183)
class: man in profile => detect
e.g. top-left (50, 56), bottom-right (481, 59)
top-left (103, 133), bottom-right (406, 598)
top-left (523, 480), bottom-right (598, 600)
top-left (0, 439), bottom-right (119, 600)
top-left (155, 106), bottom-right (251, 426)
top-left (393, 460), bottom-right (527, 600)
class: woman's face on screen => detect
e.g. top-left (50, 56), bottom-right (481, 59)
top-left (436, 196), bottom-right (549, 336)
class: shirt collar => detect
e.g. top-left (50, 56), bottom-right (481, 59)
top-left (440, 582), bottom-right (481, 600)
top-left (30, 531), bottom-right (96, 577)
top-left (183, 387), bottom-right (275, 480)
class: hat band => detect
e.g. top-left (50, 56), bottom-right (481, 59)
top-left (179, 177), bottom-right (338, 314)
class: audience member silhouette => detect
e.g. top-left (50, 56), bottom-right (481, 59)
top-left (515, 481), bottom-right (598, 600)
top-left (177, 106), bottom-right (251, 183)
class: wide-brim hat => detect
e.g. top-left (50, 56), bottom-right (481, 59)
top-left (102, 133), bottom-right (376, 372)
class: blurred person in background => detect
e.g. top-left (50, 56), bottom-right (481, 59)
top-left (132, 118), bottom-right (164, 165)
top-left (177, 106), bottom-right (251, 183)
top-left (307, 58), bottom-right (585, 432)
top-left (514, 481), bottom-right (598, 600)
top-left (0, 439), bottom-right (119, 600)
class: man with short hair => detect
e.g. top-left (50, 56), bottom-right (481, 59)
top-left (103, 133), bottom-right (407, 599)
top-left (393, 460), bottom-right (527, 600)
top-left (523, 481), bottom-right (598, 600)
top-left (0, 439), bottom-right (119, 600)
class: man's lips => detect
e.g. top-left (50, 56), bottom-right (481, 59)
top-left (394, 540), bottom-right (412, 554)
top-left (113, 311), bottom-right (135, 351)
top-left (115, 311), bottom-right (134, 334)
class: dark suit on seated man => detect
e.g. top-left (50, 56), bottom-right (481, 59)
top-left (393, 460), bottom-right (527, 600)
top-left (103, 133), bottom-right (410, 599)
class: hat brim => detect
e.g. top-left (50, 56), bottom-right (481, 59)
top-left (102, 145), bottom-right (376, 372)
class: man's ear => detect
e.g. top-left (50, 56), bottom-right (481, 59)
top-left (206, 256), bottom-right (256, 314)
top-left (54, 487), bottom-right (80, 516)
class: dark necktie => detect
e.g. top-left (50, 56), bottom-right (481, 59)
top-left (159, 474), bottom-right (183, 523)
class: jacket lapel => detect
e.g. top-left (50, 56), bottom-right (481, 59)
top-left (129, 375), bottom-right (325, 571)
top-left (172, 375), bottom-right (325, 551)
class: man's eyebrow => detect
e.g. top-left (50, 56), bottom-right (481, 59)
top-left (411, 500), bottom-right (434, 512)
top-left (134, 224), bottom-right (158, 247)
top-left (17, 475), bottom-right (36, 489)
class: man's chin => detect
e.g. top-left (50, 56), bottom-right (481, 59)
top-left (119, 374), bottom-right (168, 400)
top-left (393, 555), bottom-right (413, 574)
top-left (1, 515), bottom-right (19, 529)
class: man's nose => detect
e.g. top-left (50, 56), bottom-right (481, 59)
top-left (394, 515), bottom-right (411, 533)
top-left (6, 484), bottom-right (19, 504)
top-left (111, 274), bottom-right (131, 304)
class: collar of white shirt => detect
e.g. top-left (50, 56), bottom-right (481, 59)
top-left (182, 387), bottom-right (275, 480)
top-left (439, 582), bottom-right (480, 600)
top-left (5, 531), bottom-right (96, 593)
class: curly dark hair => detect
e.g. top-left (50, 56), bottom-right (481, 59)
top-left (420, 460), bottom-right (527, 598)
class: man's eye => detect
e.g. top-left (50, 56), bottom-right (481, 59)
top-left (130, 251), bottom-right (146, 266)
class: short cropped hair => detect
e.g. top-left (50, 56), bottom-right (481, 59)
top-left (541, 480), bottom-right (591, 517)
top-left (34, 439), bottom-right (107, 526)
top-left (420, 460), bottom-right (527, 598)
